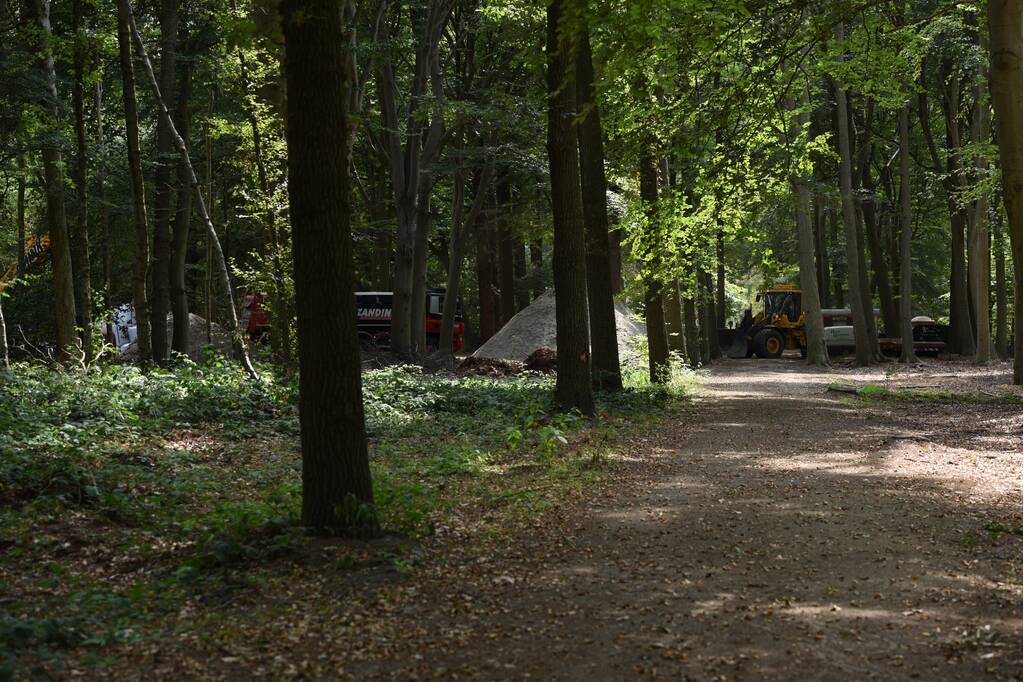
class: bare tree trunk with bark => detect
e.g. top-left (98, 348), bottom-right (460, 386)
top-left (988, 0), bottom-right (1022, 383)
top-left (71, 0), bottom-right (93, 358)
top-left (170, 62), bottom-right (192, 356)
top-left (898, 102), bottom-right (919, 364)
top-left (547, 0), bottom-right (594, 414)
top-left (639, 149), bottom-right (670, 381)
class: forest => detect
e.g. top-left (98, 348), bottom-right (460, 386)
top-left (0, 0), bottom-right (1021, 678)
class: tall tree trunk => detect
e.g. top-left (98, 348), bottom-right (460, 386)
top-left (475, 189), bottom-right (498, 341)
top-left (813, 197), bottom-right (830, 308)
top-left (850, 101), bottom-right (883, 357)
top-left (281, 0), bottom-right (374, 534)
top-left (715, 227), bottom-right (726, 326)
top-left (438, 163), bottom-right (493, 359)
top-left (787, 84), bottom-right (827, 366)
top-left (496, 177), bottom-right (516, 327)
top-left (898, 102), bottom-right (919, 364)
top-left (127, 3), bottom-right (257, 380)
top-left (170, 62), bottom-right (192, 356)
top-left (939, 71), bottom-right (977, 355)
top-left (71, 0), bottom-right (93, 358)
top-left (149, 0), bottom-right (178, 364)
top-left (700, 268), bottom-right (718, 361)
top-left (546, 0), bottom-right (594, 414)
top-left (94, 83), bottom-right (111, 309)
top-left (988, 0), bottom-right (1022, 383)
top-left (16, 155), bottom-right (25, 276)
top-left (832, 67), bottom-right (873, 366)
top-left (576, 26), bottom-right (622, 391)
top-left (639, 148), bottom-right (670, 381)
top-left (682, 295), bottom-right (700, 369)
top-left (860, 156), bottom-right (898, 337)
top-left (28, 0), bottom-right (78, 362)
top-left (970, 68), bottom-right (992, 363)
top-left (609, 221), bottom-right (624, 295)
top-left (412, 179), bottom-right (433, 354)
top-left (994, 208), bottom-right (1008, 358)
top-left (116, 0), bottom-right (151, 361)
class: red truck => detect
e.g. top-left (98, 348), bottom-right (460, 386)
top-left (241, 289), bottom-right (465, 352)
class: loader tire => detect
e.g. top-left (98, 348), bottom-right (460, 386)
top-left (754, 329), bottom-right (785, 359)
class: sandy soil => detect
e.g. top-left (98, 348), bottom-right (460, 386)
top-left (346, 358), bottom-right (1022, 680)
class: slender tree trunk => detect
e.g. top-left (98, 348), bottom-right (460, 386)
top-left (787, 84), bottom-right (827, 366)
top-left (851, 101), bottom-right (883, 358)
top-left (16, 155), bottom-right (25, 276)
top-left (438, 164), bottom-right (493, 359)
top-left (170, 62), bottom-right (192, 356)
top-left (664, 279), bottom-right (684, 353)
top-left (682, 295), bottom-right (700, 369)
top-left (0, 292), bottom-right (7, 368)
top-left (576, 26), bottom-right (621, 391)
top-left (939, 72), bottom-right (977, 356)
top-left (94, 83), bottom-right (111, 310)
top-left (970, 60), bottom-right (993, 363)
top-left (639, 148), bottom-right (670, 381)
top-left (994, 208), bottom-right (1008, 358)
top-left (281, 0), bottom-right (374, 533)
top-left (832, 67), bottom-right (872, 366)
top-left (861, 165), bottom-right (898, 337)
top-left (496, 177), bottom-right (516, 327)
top-left (547, 0), bottom-right (594, 414)
top-left (609, 222), bottom-right (624, 295)
top-left (127, 4), bottom-right (257, 380)
top-left (513, 237), bottom-right (528, 311)
top-left (898, 103), bottom-right (919, 364)
top-left (71, 0), bottom-right (93, 358)
top-left (988, 0), bottom-right (1022, 383)
top-left (116, 0), bottom-right (151, 361)
top-left (412, 180), bottom-right (433, 354)
top-left (530, 240), bottom-right (543, 300)
top-left (475, 196), bottom-right (497, 341)
top-left (813, 197), bottom-right (830, 307)
top-left (715, 227), bottom-right (726, 326)
top-left (149, 0), bottom-right (178, 364)
top-left (700, 269), bottom-right (718, 361)
top-left (28, 0), bottom-right (78, 362)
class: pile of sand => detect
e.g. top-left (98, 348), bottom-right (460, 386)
top-left (471, 290), bottom-right (646, 364)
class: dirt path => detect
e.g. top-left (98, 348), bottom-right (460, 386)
top-left (353, 360), bottom-right (1021, 680)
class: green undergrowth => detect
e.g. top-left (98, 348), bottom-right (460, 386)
top-left (0, 357), bottom-right (693, 677)
top-left (840, 382), bottom-right (1021, 405)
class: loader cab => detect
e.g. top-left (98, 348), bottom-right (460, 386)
top-left (757, 288), bottom-right (802, 325)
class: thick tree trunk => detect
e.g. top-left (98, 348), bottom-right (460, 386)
top-left (281, 0), bottom-right (375, 533)
top-left (170, 62), bottom-right (192, 356)
top-left (127, 4), bottom-right (256, 380)
top-left (832, 68), bottom-right (873, 366)
top-left (71, 0), bottom-right (93, 358)
top-left (547, 0), bottom-right (594, 414)
top-left (26, 0), bottom-right (78, 362)
top-left (988, 0), bottom-right (1022, 383)
top-left (149, 0), bottom-right (178, 364)
top-left (576, 26), bottom-right (622, 391)
top-left (117, 0), bottom-right (151, 361)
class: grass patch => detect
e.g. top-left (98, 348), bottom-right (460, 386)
top-left (0, 356), bottom-right (692, 677)
top-left (833, 382), bottom-right (1022, 406)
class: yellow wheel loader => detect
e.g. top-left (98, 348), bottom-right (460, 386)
top-left (726, 284), bottom-right (807, 359)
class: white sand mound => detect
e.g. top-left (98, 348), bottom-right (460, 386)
top-left (472, 290), bottom-right (646, 364)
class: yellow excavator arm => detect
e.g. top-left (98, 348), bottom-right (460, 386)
top-left (1, 234), bottom-right (50, 289)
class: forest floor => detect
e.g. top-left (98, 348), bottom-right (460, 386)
top-left (5, 358), bottom-right (1021, 679)
top-left (110, 357), bottom-right (1021, 680)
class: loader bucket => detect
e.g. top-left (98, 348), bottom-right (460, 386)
top-left (727, 309), bottom-right (754, 358)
